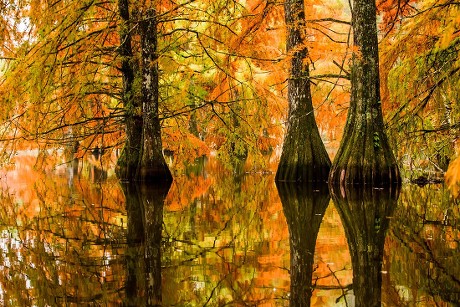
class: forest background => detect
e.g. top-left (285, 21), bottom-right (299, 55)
top-left (0, 0), bottom-right (459, 193)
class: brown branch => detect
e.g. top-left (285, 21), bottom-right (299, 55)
top-left (306, 18), bottom-right (351, 25)
top-left (311, 73), bottom-right (350, 80)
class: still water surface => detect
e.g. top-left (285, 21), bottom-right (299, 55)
top-left (0, 156), bottom-right (459, 306)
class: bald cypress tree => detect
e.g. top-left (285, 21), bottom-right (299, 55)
top-left (329, 0), bottom-right (400, 186)
top-left (116, 1), bottom-right (172, 182)
top-left (275, 0), bottom-right (331, 183)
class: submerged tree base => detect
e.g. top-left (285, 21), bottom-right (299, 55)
top-left (275, 126), bottom-right (331, 183)
top-left (116, 147), bottom-right (140, 182)
top-left (116, 162), bottom-right (172, 183)
top-left (138, 163), bottom-right (173, 183)
top-left (276, 162), bottom-right (331, 183)
top-left (116, 148), bottom-right (172, 183)
top-left (328, 115), bottom-right (400, 187)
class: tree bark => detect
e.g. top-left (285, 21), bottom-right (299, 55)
top-left (276, 0), bottom-right (331, 183)
top-left (138, 9), bottom-right (172, 182)
top-left (116, 4), bottom-right (172, 182)
top-left (331, 185), bottom-right (399, 307)
top-left (329, 0), bottom-right (400, 186)
top-left (116, 0), bottom-right (143, 181)
top-left (277, 182), bottom-right (330, 306)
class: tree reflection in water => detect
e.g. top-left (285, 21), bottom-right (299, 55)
top-left (277, 182), bottom-right (330, 306)
top-left (331, 184), bottom-right (400, 307)
top-left (123, 182), bottom-right (145, 306)
top-left (3, 155), bottom-right (460, 305)
top-left (122, 181), bottom-right (171, 306)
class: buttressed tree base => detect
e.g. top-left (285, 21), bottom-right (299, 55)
top-left (329, 0), bottom-right (400, 186)
top-left (275, 0), bottom-right (331, 183)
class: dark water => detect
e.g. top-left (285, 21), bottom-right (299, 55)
top-left (0, 156), bottom-right (459, 306)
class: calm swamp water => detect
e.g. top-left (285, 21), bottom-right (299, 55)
top-left (0, 155), bottom-right (459, 306)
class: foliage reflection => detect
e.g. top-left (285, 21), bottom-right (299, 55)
top-left (161, 168), bottom-right (291, 305)
top-left (2, 156), bottom-right (460, 306)
top-left (384, 184), bottom-right (460, 305)
top-left (0, 155), bottom-right (126, 305)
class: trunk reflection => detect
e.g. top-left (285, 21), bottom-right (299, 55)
top-left (331, 185), bottom-right (400, 307)
top-left (277, 182), bottom-right (330, 306)
top-left (122, 181), bottom-right (171, 306)
top-left (2, 155), bottom-right (459, 306)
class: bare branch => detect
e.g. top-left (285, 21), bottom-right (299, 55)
top-left (306, 18), bottom-right (351, 25)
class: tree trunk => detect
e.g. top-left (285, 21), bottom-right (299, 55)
top-left (116, 5), bottom-right (172, 182)
top-left (329, 0), bottom-right (400, 186)
top-left (138, 9), bottom-right (172, 182)
top-left (330, 185), bottom-right (399, 307)
top-left (277, 182), bottom-right (330, 306)
top-left (275, 0), bottom-right (331, 183)
top-left (116, 0), bottom-right (143, 181)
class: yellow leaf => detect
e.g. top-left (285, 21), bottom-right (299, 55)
top-left (445, 156), bottom-right (460, 198)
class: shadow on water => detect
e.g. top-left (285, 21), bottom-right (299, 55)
top-left (276, 182), bottom-right (330, 306)
top-left (121, 181), bottom-right (172, 307)
top-left (331, 184), bottom-right (400, 307)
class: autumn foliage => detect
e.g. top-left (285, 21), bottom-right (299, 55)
top-left (0, 0), bottom-right (458, 189)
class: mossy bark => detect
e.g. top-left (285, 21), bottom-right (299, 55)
top-left (116, 5), bottom-right (172, 182)
top-left (116, 114), bottom-right (143, 181)
top-left (115, 0), bottom-right (142, 181)
top-left (138, 10), bottom-right (172, 182)
top-left (276, 0), bottom-right (331, 183)
top-left (331, 185), bottom-right (399, 307)
top-left (329, 0), bottom-right (400, 186)
top-left (277, 182), bottom-right (330, 306)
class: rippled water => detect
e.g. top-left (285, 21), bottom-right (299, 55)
top-left (0, 155), bottom-right (458, 306)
